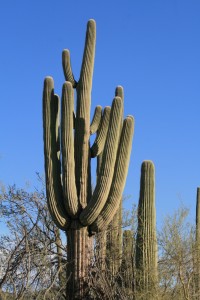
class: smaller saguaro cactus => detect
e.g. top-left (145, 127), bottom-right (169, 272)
top-left (135, 161), bottom-right (158, 300)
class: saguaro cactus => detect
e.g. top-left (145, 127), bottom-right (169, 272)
top-left (121, 230), bottom-right (134, 293)
top-left (135, 161), bottom-right (158, 299)
top-left (43, 19), bottom-right (134, 298)
top-left (195, 187), bottom-right (200, 299)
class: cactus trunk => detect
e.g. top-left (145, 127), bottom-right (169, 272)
top-left (135, 161), bottom-right (158, 300)
top-left (66, 224), bottom-right (90, 299)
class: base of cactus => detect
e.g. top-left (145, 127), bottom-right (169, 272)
top-left (66, 221), bottom-right (93, 299)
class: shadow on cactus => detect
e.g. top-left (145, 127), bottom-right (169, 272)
top-left (43, 19), bottom-right (134, 298)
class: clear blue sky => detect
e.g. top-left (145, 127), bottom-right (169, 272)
top-left (0, 1), bottom-right (200, 227)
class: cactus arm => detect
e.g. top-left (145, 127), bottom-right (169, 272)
top-left (79, 97), bottom-right (123, 225)
top-left (74, 19), bottom-right (96, 206)
top-left (77, 19), bottom-right (96, 94)
top-left (62, 49), bottom-right (77, 88)
top-left (90, 105), bottom-right (102, 134)
top-left (115, 85), bottom-right (124, 101)
top-left (61, 82), bottom-right (79, 217)
top-left (115, 85), bottom-right (124, 120)
top-left (43, 77), bottom-right (70, 230)
top-left (90, 106), bottom-right (111, 158)
top-left (90, 116), bottom-right (134, 232)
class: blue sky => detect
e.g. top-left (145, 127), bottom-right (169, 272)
top-left (0, 1), bottom-right (200, 228)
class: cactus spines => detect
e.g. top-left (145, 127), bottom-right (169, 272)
top-left (135, 160), bottom-right (158, 299)
top-left (43, 19), bottom-right (134, 298)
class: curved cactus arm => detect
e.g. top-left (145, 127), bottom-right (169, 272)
top-left (62, 49), bottom-right (77, 88)
top-left (43, 77), bottom-right (70, 230)
top-left (90, 116), bottom-right (134, 232)
top-left (79, 97), bottom-right (123, 226)
top-left (61, 82), bottom-right (79, 217)
top-left (90, 105), bottom-right (102, 134)
top-left (90, 106), bottom-right (111, 158)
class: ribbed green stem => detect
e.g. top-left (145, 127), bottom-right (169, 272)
top-left (75, 19), bottom-right (96, 207)
top-left (62, 49), bottom-right (77, 88)
top-left (90, 116), bottom-right (134, 232)
top-left (61, 82), bottom-right (79, 217)
top-left (43, 77), bottom-right (70, 230)
top-left (135, 161), bottom-right (157, 300)
top-left (80, 97), bottom-right (123, 225)
top-left (106, 85), bottom-right (124, 275)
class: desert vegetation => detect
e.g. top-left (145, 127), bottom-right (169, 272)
top-left (0, 19), bottom-right (199, 300)
top-left (0, 177), bottom-right (200, 299)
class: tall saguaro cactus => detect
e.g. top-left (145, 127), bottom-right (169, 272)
top-left (135, 161), bottom-right (158, 300)
top-left (43, 19), bottom-right (134, 298)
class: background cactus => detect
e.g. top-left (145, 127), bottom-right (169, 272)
top-left (43, 19), bottom-right (134, 298)
top-left (195, 187), bottom-right (200, 299)
top-left (121, 230), bottom-right (134, 293)
top-left (135, 161), bottom-right (158, 299)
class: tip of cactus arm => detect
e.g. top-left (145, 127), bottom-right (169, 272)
top-left (87, 19), bottom-right (96, 32)
top-left (142, 160), bottom-right (155, 167)
top-left (126, 115), bottom-right (134, 121)
top-left (116, 85), bottom-right (123, 93)
top-left (62, 49), bottom-right (69, 54)
top-left (88, 19), bottom-right (96, 25)
top-left (63, 81), bottom-right (73, 89)
top-left (44, 76), bottom-right (54, 84)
